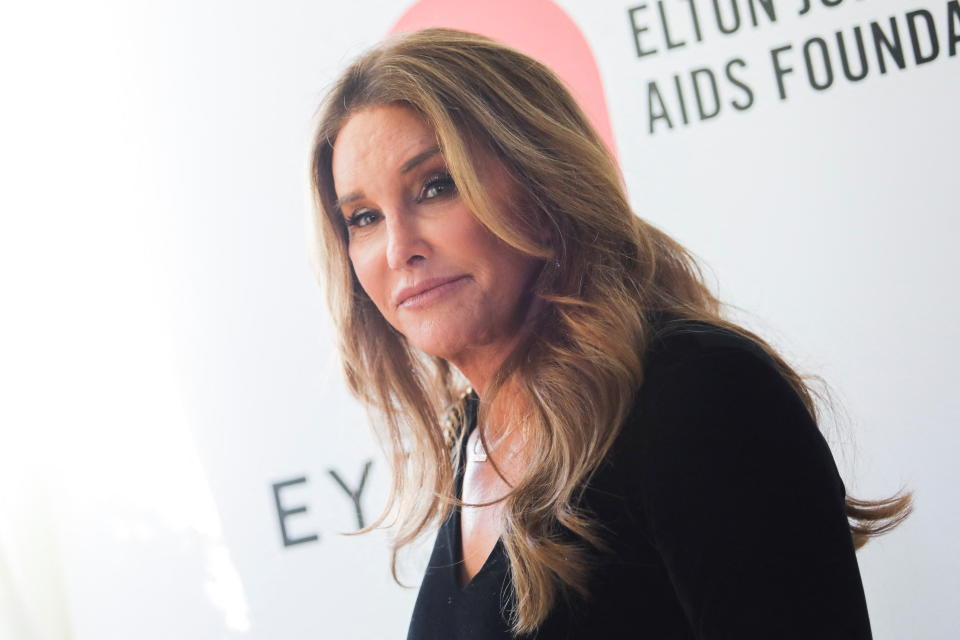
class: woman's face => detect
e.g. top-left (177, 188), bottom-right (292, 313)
top-left (330, 104), bottom-right (541, 369)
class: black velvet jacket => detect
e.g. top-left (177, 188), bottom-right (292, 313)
top-left (406, 319), bottom-right (872, 639)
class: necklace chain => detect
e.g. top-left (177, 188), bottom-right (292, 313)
top-left (472, 418), bottom-right (522, 462)
top-left (472, 428), bottom-right (509, 462)
top-left (465, 387), bottom-right (527, 463)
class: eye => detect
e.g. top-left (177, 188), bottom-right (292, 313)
top-left (419, 172), bottom-right (456, 201)
top-left (345, 209), bottom-right (379, 228)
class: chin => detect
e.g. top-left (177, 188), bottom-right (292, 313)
top-left (402, 323), bottom-right (479, 361)
top-left (406, 334), bottom-right (468, 361)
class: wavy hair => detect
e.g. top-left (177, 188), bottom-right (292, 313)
top-left (308, 27), bottom-right (911, 635)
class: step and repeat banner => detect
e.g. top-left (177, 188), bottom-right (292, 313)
top-left (3, 1), bottom-right (957, 639)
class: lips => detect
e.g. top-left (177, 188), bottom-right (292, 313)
top-left (394, 275), bottom-right (470, 309)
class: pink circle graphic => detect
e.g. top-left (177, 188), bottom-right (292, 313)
top-left (390, 0), bottom-right (618, 160)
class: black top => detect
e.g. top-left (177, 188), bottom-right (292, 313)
top-left (406, 319), bottom-right (872, 639)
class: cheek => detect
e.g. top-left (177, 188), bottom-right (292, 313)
top-left (453, 217), bottom-right (508, 265)
top-left (468, 228), bottom-right (534, 283)
top-left (348, 246), bottom-right (387, 307)
top-left (484, 241), bottom-right (540, 307)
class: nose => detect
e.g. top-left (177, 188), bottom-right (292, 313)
top-left (385, 210), bottom-right (428, 270)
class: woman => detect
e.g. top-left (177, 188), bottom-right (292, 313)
top-left (309, 28), bottom-right (911, 639)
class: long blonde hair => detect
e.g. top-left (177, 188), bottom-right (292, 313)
top-left (309, 27), bottom-right (911, 635)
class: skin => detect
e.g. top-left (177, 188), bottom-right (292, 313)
top-left (331, 103), bottom-right (538, 586)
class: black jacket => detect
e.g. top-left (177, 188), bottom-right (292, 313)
top-left (407, 318), bottom-right (872, 639)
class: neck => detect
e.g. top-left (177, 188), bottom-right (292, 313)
top-left (449, 341), bottom-right (520, 434)
top-left (451, 294), bottom-right (543, 397)
top-left (452, 341), bottom-right (517, 399)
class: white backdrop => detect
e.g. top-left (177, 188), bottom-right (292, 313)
top-left (2, 1), bottom-right (957, 638)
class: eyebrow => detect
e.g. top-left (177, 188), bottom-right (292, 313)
top-left (334, 145), bottom-right (442, 211)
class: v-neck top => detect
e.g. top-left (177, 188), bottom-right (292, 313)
top-left (450, 397), bottom-right (504, 591)
top-left (405, 319), bottom-right (873, 639)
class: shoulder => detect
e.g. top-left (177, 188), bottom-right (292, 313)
top-left (642, 316), bottom-right (773, 378)
top-left (613, 316), bottom-right (843, 511)
top-left (633, 316), bottom-right (817, 450)
top-left (608, 317), bottom-right (865, 638)
top-left (637, 317), bottom-right (794, 413)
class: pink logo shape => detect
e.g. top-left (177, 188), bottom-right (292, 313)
top-left (390, 0), bottom-right (618, 161)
